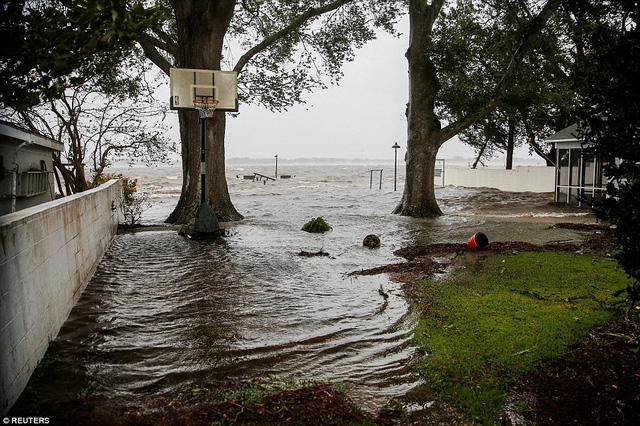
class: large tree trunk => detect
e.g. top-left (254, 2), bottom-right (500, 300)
top-left (394, 0), bottom-right (446, 217)
top-left (206, 111), bottom-right (242, 220)
top-left (166, 0), bottom-right (242, 224)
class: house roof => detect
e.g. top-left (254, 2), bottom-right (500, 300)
top-left (0, 120), bottom-right (64, 152)
top-left (544, 123), bottom-right (580, 143)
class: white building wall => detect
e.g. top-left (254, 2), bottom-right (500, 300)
top-left (444, 166), bottom-right (555, 193)
top-left (0, 179), bottom-right (122, 414)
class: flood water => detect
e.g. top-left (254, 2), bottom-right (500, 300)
top-left (13, 163), bottom-right (591, 420)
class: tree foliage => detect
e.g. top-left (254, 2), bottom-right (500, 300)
top-left (570, 0), bottom-right (640, 307)
top-left (1, 0), bottom-right (174, 197)
top-left (229, 0), bottom-right (404, 111)
top-left (0, 0), bottom-right (170, 110)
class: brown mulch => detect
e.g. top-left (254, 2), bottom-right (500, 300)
top-left (14, 384), bottom-right (380, 426)
top-left (183, 384), bottom-right (378, 425)
top-left (507, 321), bottom-right (640, 426)
top-left (393, 240), bottom-right (582, 261)
top-left (349, 257), bottom-right (448, 277)
top-left (552, 222), bottom-right (610, 231)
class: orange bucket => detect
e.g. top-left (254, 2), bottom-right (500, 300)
top-left (468, 232), bottom-right (489, 248)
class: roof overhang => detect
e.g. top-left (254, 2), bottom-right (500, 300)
top-left (0, 121), bottom-right (64, 152)
top-left (544, 123), bottom-right (581, 145)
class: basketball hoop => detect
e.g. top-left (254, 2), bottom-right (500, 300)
top-left (193, 98), bottom-right (219, 118)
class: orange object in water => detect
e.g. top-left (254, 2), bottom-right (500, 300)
top-left (468, 232), bottom-right (489, 248)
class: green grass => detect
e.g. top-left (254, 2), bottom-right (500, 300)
top-left (410, 251), bottom-right (633, 424)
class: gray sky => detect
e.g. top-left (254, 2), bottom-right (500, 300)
top-left (163, 17), bottom-right (534, 162)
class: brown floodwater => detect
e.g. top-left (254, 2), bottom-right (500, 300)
top-left (11, 164), bottom-right (593, 421)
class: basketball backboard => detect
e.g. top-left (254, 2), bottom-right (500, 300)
top-left (169, 68), bottom-right (238, 112)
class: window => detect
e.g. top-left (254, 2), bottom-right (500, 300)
top-left (555, 147), bottom-right (606, 207)
top-left (558, 149), bottom-right (568, 186)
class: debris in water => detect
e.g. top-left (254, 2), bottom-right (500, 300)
top-left (378, 284), bottom-right (389, 299)
top-left (467, 232), bottom-right (489, 249)
top-left (363, 234), bottom-right (381, 248)
top-left (297, 250), bottom-right (331, 258)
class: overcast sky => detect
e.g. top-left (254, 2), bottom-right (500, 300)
top-left (162, 16), bottom-right (534, 163)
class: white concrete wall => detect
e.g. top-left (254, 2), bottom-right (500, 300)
top-left (444, 165), bottom-right (555, 193)
top-left (0, 179), bottom-right (122, 414)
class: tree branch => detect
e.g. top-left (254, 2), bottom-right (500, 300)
top-left (141, 32), bottom-right (178, 58)
top-left (138, 35), bottom-right (173, 75)
top-left (233, 0), bottom-right (354, 74)
top-left (428, 0), bottom-right (446, 26)
top-left (524, 119), bottom-right (555, 165)
top-left (151, 27), bottom-right (178, 55)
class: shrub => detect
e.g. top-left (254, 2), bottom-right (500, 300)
top-left (301, 217), bottom-right (332, 233)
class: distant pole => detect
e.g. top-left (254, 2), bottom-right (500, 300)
top-left (275, 154), bottom-right (278, 179)
top-left (392, 143), bottom-right (400, 191)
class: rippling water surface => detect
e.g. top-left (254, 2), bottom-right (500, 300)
top-left (16, 164), bottom-right (589, 417)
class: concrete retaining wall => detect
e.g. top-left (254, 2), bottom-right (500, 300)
top-left (444, 165), bottom-right (555, 193)
top-left (0, 179), bottom-right (122, 414)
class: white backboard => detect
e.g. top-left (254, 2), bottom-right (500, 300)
top-left (170, 68), bottom-right (238, 112)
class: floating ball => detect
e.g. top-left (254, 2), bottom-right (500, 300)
top-left (363, 234), bottom-right (381, 248)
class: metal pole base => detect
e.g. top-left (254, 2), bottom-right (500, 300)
top-left (194, 202), bottom-right (223, 236)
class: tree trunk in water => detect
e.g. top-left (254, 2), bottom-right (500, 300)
top-left (166, 0), bottom-right (242, 224)
top-left (506, 115), bottom-right (515, 170)
top-left (167, 111), bottom-right (200, 224)
top-left (394, 0), bottom-right (445, 217)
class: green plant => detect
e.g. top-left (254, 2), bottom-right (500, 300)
top-left (95, 172), bottom-right (149, 226)
top-left (571, 0), bottom-right (640, 316)
top-left (95, 172), bottom-right (137, 205)
top-left (301, 217), bottom-right (332, 233)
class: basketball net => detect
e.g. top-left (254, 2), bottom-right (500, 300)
top-left (193, 98), bottom-right (219, 118)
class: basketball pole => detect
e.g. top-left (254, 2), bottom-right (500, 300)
top-left (200, 116), bottom-right (206, 204)
top-left (193, 103), bottom-right (221, 237)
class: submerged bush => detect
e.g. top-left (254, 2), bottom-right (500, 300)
top-left (301, 217), bottom-right (332, 233)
